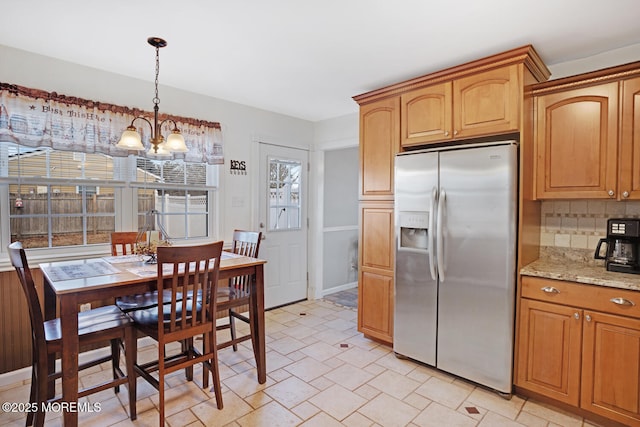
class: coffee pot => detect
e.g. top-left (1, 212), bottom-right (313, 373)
top-left (595, 218), bottom-right (640, 274)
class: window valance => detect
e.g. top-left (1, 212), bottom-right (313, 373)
top-left (0, 82), bottom-right (224, 164)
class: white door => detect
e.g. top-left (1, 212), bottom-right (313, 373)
top-left (258, 143), bottom-right (308, 308)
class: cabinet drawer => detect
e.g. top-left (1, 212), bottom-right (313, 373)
top-left (522, 276), bottom-right (640, 319)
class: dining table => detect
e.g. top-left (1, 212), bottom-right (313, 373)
top-left (39, 250), bottom-right (267, 427)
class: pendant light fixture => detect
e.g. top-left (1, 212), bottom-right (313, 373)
top-left (116, 37), bottom-right (188, 155)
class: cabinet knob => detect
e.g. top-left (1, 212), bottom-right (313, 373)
top-left (453, 130), bottom-right (458, 136)
top-left (444, 131), bottom-right (449, 137)
top-left (585, 314), bottom-right (592, 322)
top-left (541, 286), bottom-right (560, 294)
top-left (573, 312), bottom-right (580, 320)
top-left (623, 191), bottom-right (630, 198)
top-left (608, 190), bottom-right (615, 197)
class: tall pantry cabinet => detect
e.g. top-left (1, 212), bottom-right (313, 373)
top-left (353, 46), bottom-right (550, 344)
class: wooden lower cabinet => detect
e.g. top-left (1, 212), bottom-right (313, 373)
top-left (358, 202), bottom-right (395, 343)
top-left (517, 298), bottom-right (582, 406)
top-left (581, 311), bottom-right (640, 426)
top-left (517, 276), bottom-right (640, 426)
top-left (358, 270), bottom-right (393, 342)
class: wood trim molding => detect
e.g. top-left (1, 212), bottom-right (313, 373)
top-left (531, 60), bottom-right (640, 96)
top-left (353, 45), bottom-right (551, 105)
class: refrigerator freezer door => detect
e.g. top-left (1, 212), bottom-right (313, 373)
top-left (436, 143), bottom-right (517, 393)
top-left (394, 152), bottom-right (438, 365)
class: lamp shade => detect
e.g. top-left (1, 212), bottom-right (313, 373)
top-left (116, 129), bottom-right (144, 150)
top-left (165, 131), bottom-right (188, 152)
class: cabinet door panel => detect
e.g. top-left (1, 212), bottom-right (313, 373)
top-left (517, 299), bottom-right (582, 405)
top-left (453, 65), bottom-right (520, 138)
top-left (360, 97), bottom-right (400, 198)
top-left (619, 77), bottom-right (640, 200)
top-left (535, 82), bottom-right (618, 199)
top-left (401, 82), bottom-right (452, 146)
top-left (360, 205), bottom-right (394, 270)
top-left (358, 270), bottom-right (393, 342)
top-left (581, 311), bottom-right (640, 426)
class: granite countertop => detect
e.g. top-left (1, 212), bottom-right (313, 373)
top-left (521, 247), bottom-right (640, 292)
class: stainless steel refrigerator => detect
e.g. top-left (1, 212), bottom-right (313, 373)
top-left (394, 141), bottom-right (517, 394)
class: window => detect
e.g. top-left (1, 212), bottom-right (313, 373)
top-left (268, 158), bottom-right (301, 231)
top-left (1, 142), bottom-right (217, 251)
top-left (133, 158), bottom-right (212, 240)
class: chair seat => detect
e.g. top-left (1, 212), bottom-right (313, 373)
top-left (115, 290), bottom-right (178, 312)
top-left (43, 304), bottom-right (132, 343)
top-left (127, 300), bottom-right (203, 328)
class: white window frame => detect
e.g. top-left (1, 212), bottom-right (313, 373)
top-left (0, 146), bottom-right (219, 268)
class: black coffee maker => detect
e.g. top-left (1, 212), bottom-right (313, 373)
top-left (595, 218), bottom-right (640, 274)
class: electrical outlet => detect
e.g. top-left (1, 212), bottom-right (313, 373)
top-left (80, 303), bottom-right (91, 312)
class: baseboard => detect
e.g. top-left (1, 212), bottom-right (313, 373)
top-left (321, 281), bottom-right (357, 297)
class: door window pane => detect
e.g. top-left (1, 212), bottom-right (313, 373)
top-left (268, 158), bottom-right (301, 231)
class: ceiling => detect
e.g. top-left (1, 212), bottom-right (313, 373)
top-left (1, 0), bottom-right (640, 122)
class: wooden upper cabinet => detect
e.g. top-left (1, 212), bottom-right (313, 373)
top-left (619, 77), bottom-right (640, 200)
top-left (401, 65), bottom-right (522, 147)
top-left (535, 82), bottom-right (619, 199)
top-left (359, 97), bottom-right (400, 199)
top-left (453, 65), bottom-right (521, 139)
top-left (401, 82), bottom-right (453, 147)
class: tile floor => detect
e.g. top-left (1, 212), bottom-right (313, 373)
top-left (0, 299), bottom-right (603, 427)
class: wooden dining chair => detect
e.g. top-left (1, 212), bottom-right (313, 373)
top-left (127, 241), bottom-right (224, 425)
top-left (7, 242), bottom-right (137, 427)
top-left (216, 230), bottom-right (262, 352)
top-left (110, 231), bottom-right (144, 256)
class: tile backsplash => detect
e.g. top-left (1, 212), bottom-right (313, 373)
top-left (540, 200), bottom-right (640, 251)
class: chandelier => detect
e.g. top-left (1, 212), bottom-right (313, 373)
top-left (116, 37), bottom-right (187, 155)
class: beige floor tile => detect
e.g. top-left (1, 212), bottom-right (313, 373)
top-left (404, 392), bottom-right (432, 411)
top-left (263, 376), bottom-right (319, 408)
top-left (373, 352), bottom-right (415, 375)
top-left (368, 370), bottom-right (421, 400)
top-left (308, 375), bottom-right (335, 391)
top-left (268, 335), bottom-right (307, 355)
top-left (0, 299), bottom-right (601, 427)
top-left (300, 411), bottom-right (344, 426)
top-left (515, 410), bottom-right (549, 427)
top-left (337, 346), bottom-right (385, 368)
top-left (323, 363), bottom-right (375, 391)
top-left (265, 349), bottom-right (295, 371)
top-left (166, 407), bottom-right (198, 426)
top-left (522, 399), bottom-right (583, 427)
top-left (291, 400), bottom-right (321, 420)
top-left (223, 370), bottom-right (271, 398)
top-left (467, 387), bottom-right (525, 420)
top-left (299, 341), bottom-right (345, 362)
top-left (358, 393), bottom-right (420, 426)
top-left (478, 411), bottom-right (525, 426)
top-left (413, 402), bottom-right (476, 427)
top-left (235, 400), bottom-right (301, 426)
top-left (309, 384), bottom-right (367, 421)
top-left (190, 390), bottom-right (253, 426)
top-left (415, 376), bottom-right (472, 409)
top-left (342, 411), bottom-right (376, 427)
top-left (284, 357), bottom-right (333, 382)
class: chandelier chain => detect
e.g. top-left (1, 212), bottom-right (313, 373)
top-left (153, 45), bottom-right (160, 106)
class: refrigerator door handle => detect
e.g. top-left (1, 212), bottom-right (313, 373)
top-left (437, 188), bottom-right (446, 282)
top-left (428, 186), bottom-right (438, 280)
